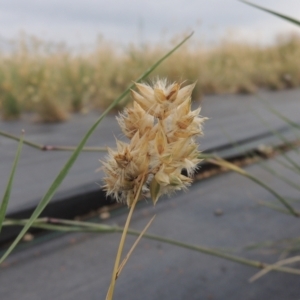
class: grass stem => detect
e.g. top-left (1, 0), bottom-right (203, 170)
top-left (106, 176), bottom-right (145, 300)
top-left (3, 217), bottom-right (300, 276)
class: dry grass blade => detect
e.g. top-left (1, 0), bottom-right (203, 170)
top-left (249, 256), bottom-right (300, 282)
top-left (116, 215), bottom-right (156, 279)
top-left (106, 176), bottom-right (145, 300)
top-left (208, 156), bottom-right (299, 216)
top-left (0, 129), bottom-right (107, 152)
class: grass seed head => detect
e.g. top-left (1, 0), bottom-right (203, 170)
top-left (102, 78), bottom-right (206, 206)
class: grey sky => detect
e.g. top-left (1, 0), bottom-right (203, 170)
top-left (1, 0), bottom-right (300, 47)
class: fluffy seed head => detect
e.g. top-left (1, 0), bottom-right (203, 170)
top-left (101, 79), bottom-right (206, 206)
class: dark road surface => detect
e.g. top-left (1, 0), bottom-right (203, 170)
top-left (1, 89), bottom-right (300, 299)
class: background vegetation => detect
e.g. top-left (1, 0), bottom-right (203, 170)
top-left (1, 33), bottom-right (300, 121)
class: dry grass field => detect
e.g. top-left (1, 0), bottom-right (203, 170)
top-left (1, 33), bottom-right (300, 122)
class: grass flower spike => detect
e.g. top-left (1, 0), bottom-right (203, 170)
top-left (102, 78), bottom-right (206, 206)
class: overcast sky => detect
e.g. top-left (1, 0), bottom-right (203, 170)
top-left (1, 0), bottom-right (300, 48)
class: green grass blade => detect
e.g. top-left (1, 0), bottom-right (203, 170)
top-left (0, 129), bottom-right (42, 150)
top-left (258, 200), bottom-right (297, 215)
top-left (0, 129), bottom-right (107, 152)
top-left (215, 123), bottom-right (300, 192)
top-left (3, 218), bottom-right (114, 232)
top-left (245, 100), bottom-right (300, 177)
top-left (270, 151), bottom-right (300, 175)
top-left (259, 160), bottom-right (300, 193)
top-left (247, 103), bottom-right (300, 174)
top-left (239, 1), bottom-right (300, 26)
top-left (256, 95), bottom-right (300, 133)
top-left (243, 170), bottom-right (299, 216)
top-left (208, 156), bottom-right (299, 217)
top-left (0, 33), bottom-right (194, 264)
top-left (273, 156), bottom-right (300, 175)
top-left (0, 132), bottom-right (24, 232)
top-left (207, 125), bottom-right (299, 215)
top-left (3, 218), bottom-right (300, 276)
top-left (248, 103), bottom-right (300, 150)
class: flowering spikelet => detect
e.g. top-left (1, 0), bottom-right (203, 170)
top-left (102, 79), bottom-right (206, 206)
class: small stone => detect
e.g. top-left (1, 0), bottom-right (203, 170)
top-left (23, 233), bottom-right (34, 242)
top-left (214, 208), bottom-right (223, 216)
top-left (0, 262), bottom-right (10, 268)
top-left (99, 212), bottom-right (110, 220)
top-left (69, 238), bottom-right (77, 244)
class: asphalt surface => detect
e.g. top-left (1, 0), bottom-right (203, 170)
top-left (0, 89), bottom-right (300, 299)
top-left (1, 150), bottom-right (300, 300)
top-left (1, 88), bottom-right (300, 214)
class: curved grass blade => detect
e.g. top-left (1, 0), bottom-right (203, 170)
top-left (259, 161), bottom-right (300, 193)
top-left (239, 1), bottom-right (300, 26)
top-left (273, 156), bottom-right (300, 174)
top-left (256, 95), bottom-right (300, 132)
top-left (0, 32), bottom-right (194, 264)
top-left (0, 132), bottom-right (24, 232)
top-left (0, 129), bottom-right (41, 150)
top-left (116, 215), bottom-right (156, 279)
top-left (207, 156), bottom-right (299, 217)
top-left (258, 200), bottom-right (297, 215)
top-left (206, 123), bottom-right (300, 216)
top-left (0, 129), bottom-right (105, 152)
top-left (247, 103), bottom-right (300, 175)
top-left (247, 102), bottom-right (299, 148)
top-left (3, 217), bottom-right (300, 276)
top-left (250, 256), bottom-right (300, 282)
top-left (215, 121), bottom-right (300, 192)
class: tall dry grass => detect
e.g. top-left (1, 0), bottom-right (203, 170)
top-left (1, 33), bottom-right (300, 122)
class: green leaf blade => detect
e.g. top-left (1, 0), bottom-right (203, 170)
top-left (240, 1), bottom-right (300, 26)
top-left (0, 133), bottom-right (24, 232)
